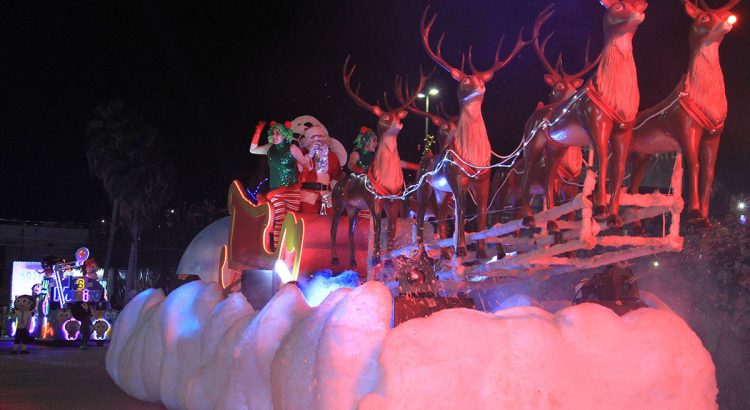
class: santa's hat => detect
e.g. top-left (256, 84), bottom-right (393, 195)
top-left (303, 125), bottom-right (328, 140)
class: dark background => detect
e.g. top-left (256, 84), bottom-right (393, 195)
top-left (2, 0), bottom-right (748, 223)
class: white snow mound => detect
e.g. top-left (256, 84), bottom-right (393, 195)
top-left (107, 282), bottom-right (717, 409)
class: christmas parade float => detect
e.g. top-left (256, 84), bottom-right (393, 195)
top-left (7, 248), bottom-right (117, 344)
top-left (107, 1), bottom-right (739, 408)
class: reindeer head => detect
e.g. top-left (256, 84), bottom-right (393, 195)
top-left (683, 0), bottom-right (738, 46)
top-left (600, 0), bottom-right (648, 36)
top-left (343, 56), bottom-right (431, 138)
top-left (533, 5), bottom-right (601, 103)
top-left (421, 6), bottom-right (530, 105)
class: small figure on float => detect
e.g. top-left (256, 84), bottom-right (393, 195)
top-left (299, 125), bottom-right (344, 214)
top-left (82, 258), bottom-right (108, 308)
top-left (348, 126), bottom-right (378, 174)
top-left (10, 295), bottom-right (36, 354)
top-left (250, 120), bottom-right (310, 249)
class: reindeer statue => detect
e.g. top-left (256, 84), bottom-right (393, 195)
top-left (629, 0), bottom-right (738, 229)
top-left (415, 6), bottom-right (529, 259)
top-left (330, 57), bottom-right (430, 267)
top-left (520, 0), bottom-right (648, 229)
top-left (491, 5), bottom-right (599, 226)
top-left (395, 84), bottom-right (457, 252)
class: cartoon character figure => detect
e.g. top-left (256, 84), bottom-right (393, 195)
top-left (103, 310), bottom-right (118, 322)
top-left (93, 320), bottom-right (109, 340)
top-left (83, 258), bottom-right (99, 280)
top-left (63, 319), bottom-right (80, 340)
top-left (10, 295), bottom-right (36, 354)
top-left (55, 309), bottom-right (72, 324)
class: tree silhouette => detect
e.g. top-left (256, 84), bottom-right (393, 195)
top-left (86, 101), bottom-right (174, 302)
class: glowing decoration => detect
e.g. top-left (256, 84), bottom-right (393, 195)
top-left (273, 260), bottom-right (293, 284)
top-left (246, 178), bottom-right (269, 205)
top-left (740, 214), bottom-right (747, 225)
top-left (41, 316), bottom-right (54, 339)
top-left (75, 247), bottom-right (90, 264)
top-left (92, 319), bottom-right (111, 340)
top-left (62, 319), bottom-right (81, 340)
top-left (10, 261), bottom-right (43, 304)
top-left (738, 202), bottom-right (746, 211)
top-left (653, 261), bottom-right (660, 268)
top-left (728, 14), bottom-right (737, 25)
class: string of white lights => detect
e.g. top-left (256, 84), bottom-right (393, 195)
top-left (633, 92), bottom-right (687, 130)
top-left (356, 84), bottom-right (654, 202)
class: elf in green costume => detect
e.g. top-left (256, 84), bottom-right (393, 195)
top-left (347, 126), bottom-right (378, 174)
top-left (250, 120), bottom-right (311, 248)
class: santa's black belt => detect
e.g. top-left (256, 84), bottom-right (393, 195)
top-left (301, 182), bottom-right (331, 191)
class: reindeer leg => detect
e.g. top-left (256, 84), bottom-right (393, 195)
top-left (415, 184), bottom-right (428, 252)
top-left (434, 189), bottom-right (453, 260)
top-left (628, 151), bottom-right (651, 235)
top-left (385, 200), bottom-right (399, 253)
top-left (544, 144), bottom-right (566, 235)
top-left (680, 124), bottom-right (703, 224)
top-left (473, 174), bottom-right (490, 259)
top-left (698, 131), bottom-right (721, 227)
top-left (606, 127), bottom-right (633, 228)
top-left (330, 189), bottom-right (344, 265)
top-left (583, 112), bottom-right (614, 220)
top-left (347, 207), bottom-right (360, 266)
top-left (521, 133), bottom-right (546, 227)
top-left (370, 199), bottom-right (383, 266)
top-left (447, 168), bottom-right (468, 257)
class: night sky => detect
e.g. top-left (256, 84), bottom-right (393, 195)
top-left (2, 0), bottom-right (749, 223)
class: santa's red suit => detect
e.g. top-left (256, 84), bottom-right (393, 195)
top-left (299, 126), bottom-right (343, 213)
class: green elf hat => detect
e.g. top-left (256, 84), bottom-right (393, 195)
top-left (354, 126), bottom-right (377, 150)
top-left (267, 120), bottom-right (294, 143)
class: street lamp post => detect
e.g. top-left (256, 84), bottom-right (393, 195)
top-left (417, 88), bottom-right (440, 139)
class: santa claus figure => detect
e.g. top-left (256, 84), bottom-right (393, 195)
top-left (299, 126), bottom-right (344, 213)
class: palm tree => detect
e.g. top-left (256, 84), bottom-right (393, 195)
top-left (86, 102), bottom-right (129, 300)
top-left (86, 101), bottom-right (174, 302)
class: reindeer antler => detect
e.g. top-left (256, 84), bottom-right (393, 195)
top-left (696, 0), bottom-right (740, 11)
top-left (472, 27), bottom-right (531, 78)
top-left (395, 74), bottom-right (447, 126)
top-left (559, 37), bottom-right (601, 80)
top-left (715, 0), bottom-right (740, 11)
top-left (342, 55), bottom-right (383, 115)
top-left (421, 6), bottom-right (463, 75)
top-left (393, 66), bottom-right (434, 113)
top-left (532, 4), bottom-right (561, 79)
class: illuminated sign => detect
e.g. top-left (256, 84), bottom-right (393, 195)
top-left (11, 261), bottom-right (43, 303)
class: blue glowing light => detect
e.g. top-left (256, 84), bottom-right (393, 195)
top-left (297, 270), bottom-right (360, 307)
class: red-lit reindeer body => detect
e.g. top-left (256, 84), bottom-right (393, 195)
top-left (415, 6), bottom-right (529, 259)
top-left (520, 0), bottom-right (648, 229)
top-left (491, 5), bottom-right (598, 225)
top-left (629, 0), bottom-right (737, 229)
top-left (330, 57), bottom-right (429, 266)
